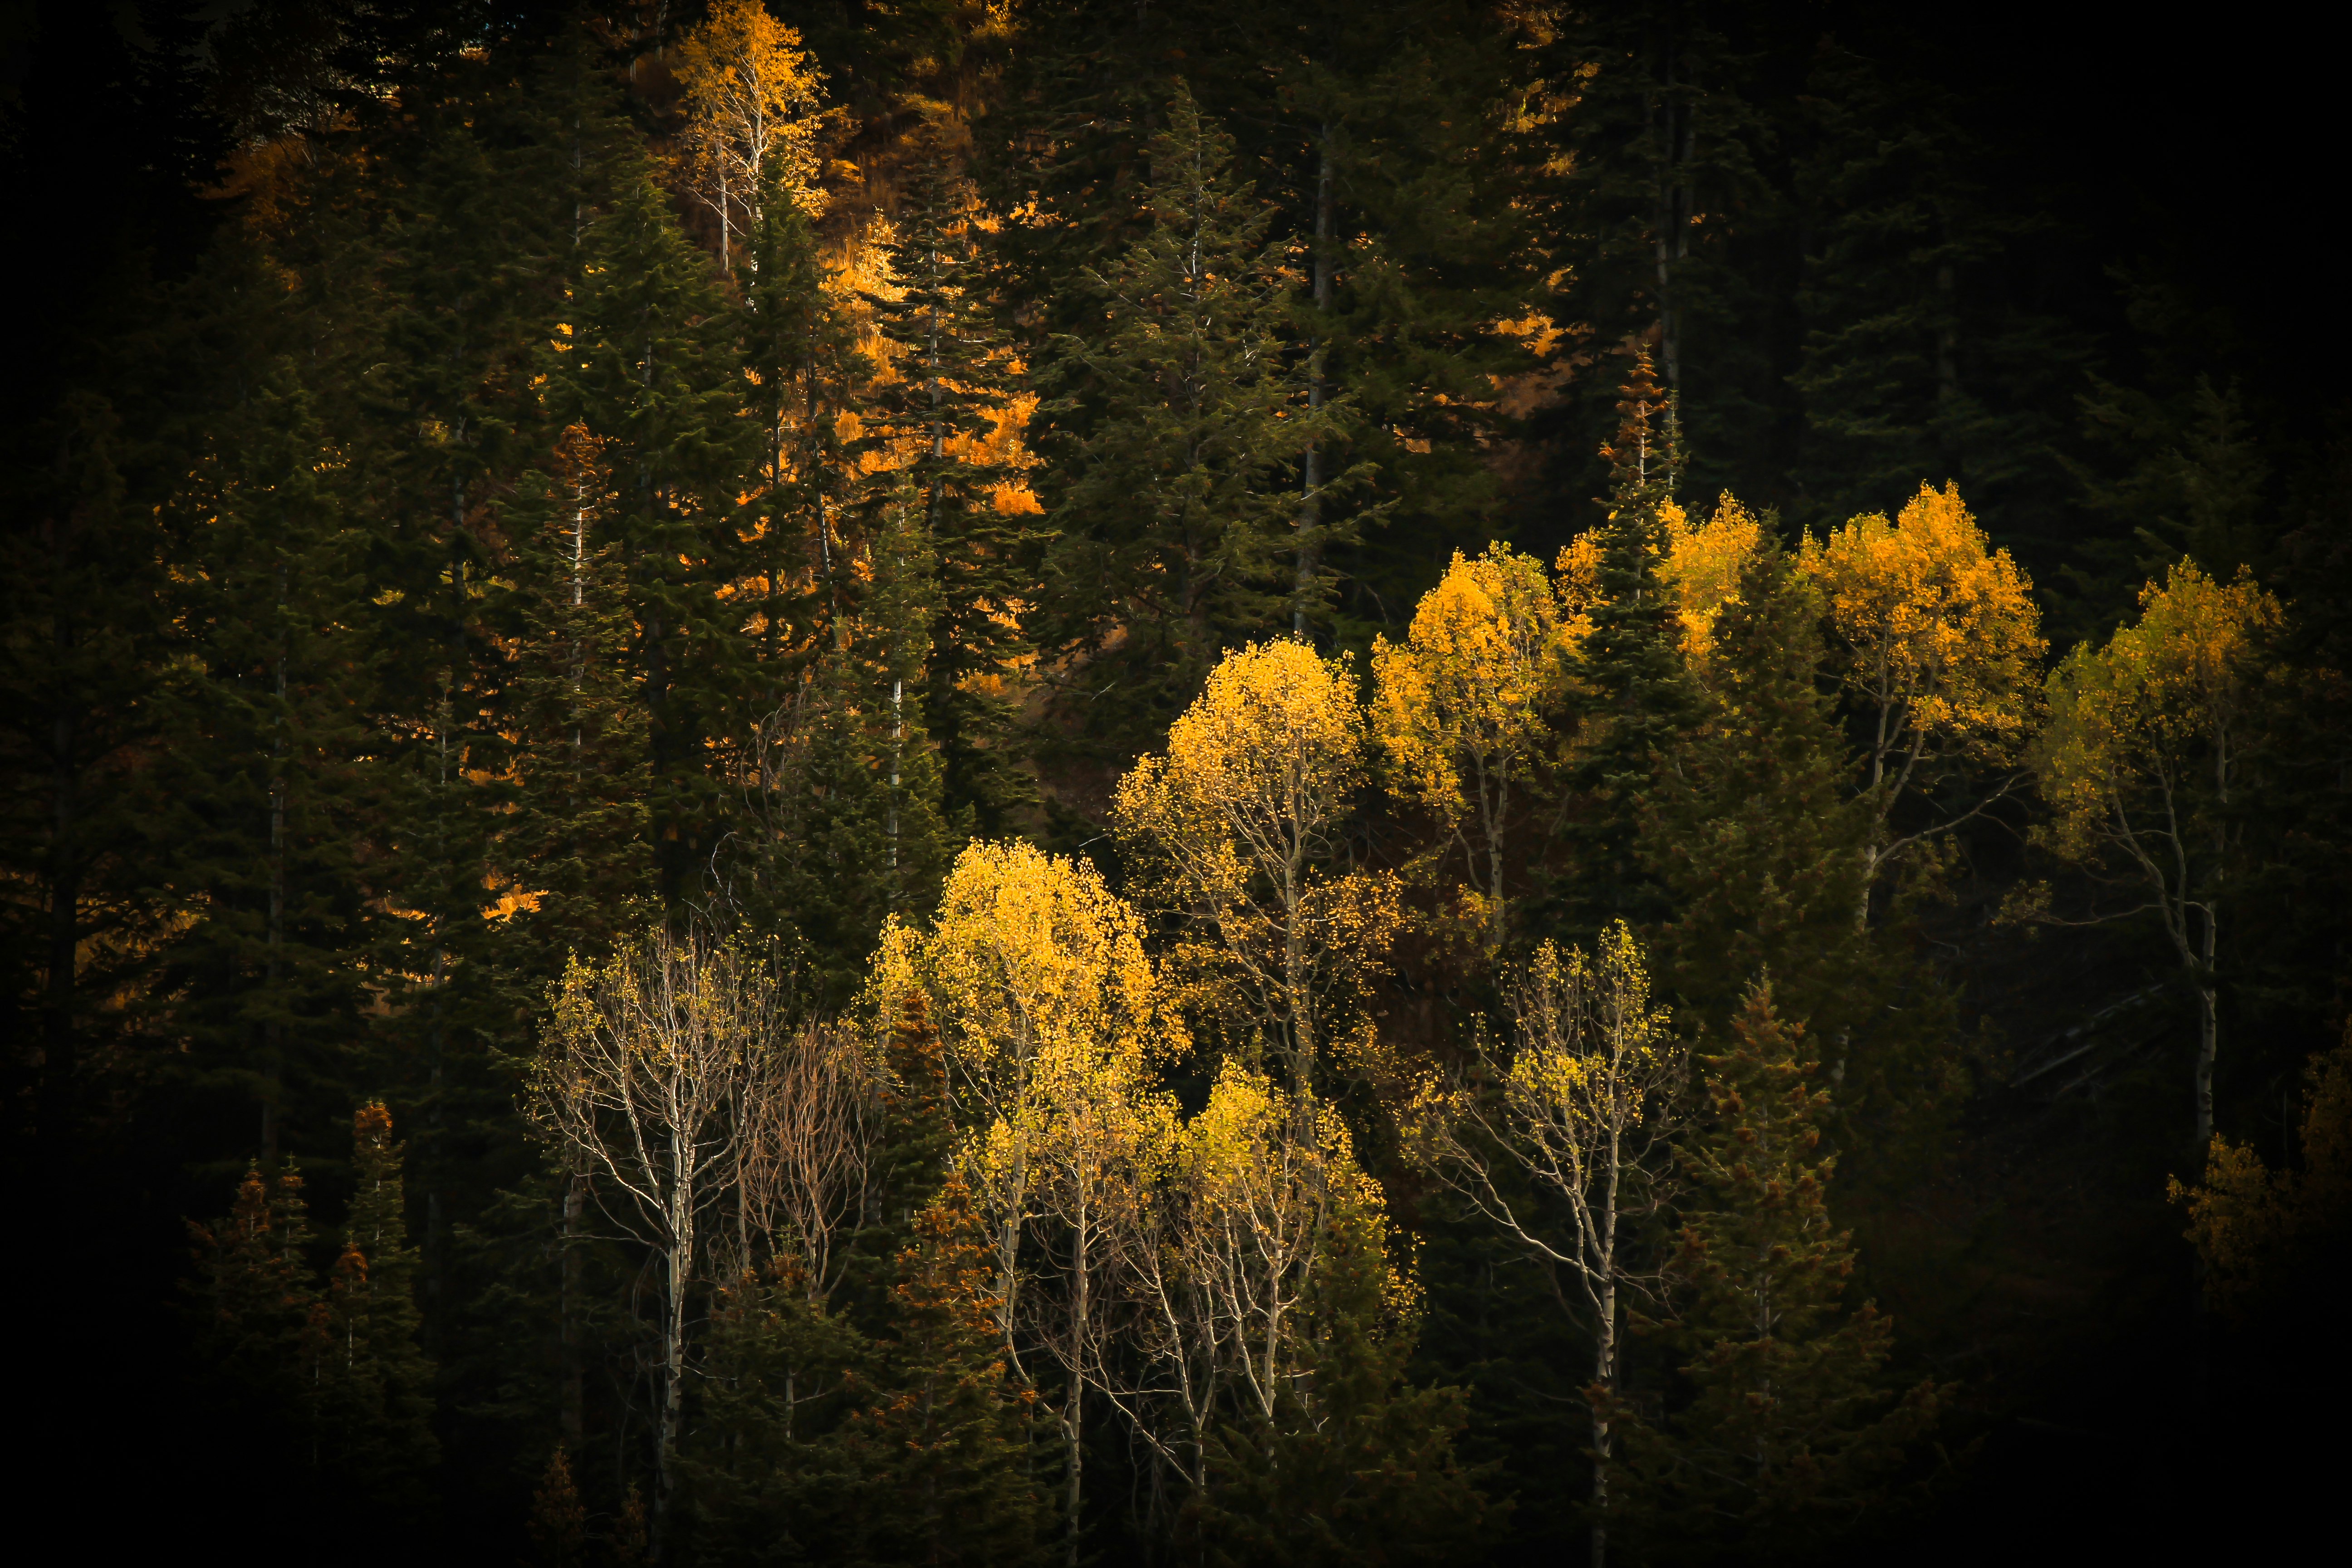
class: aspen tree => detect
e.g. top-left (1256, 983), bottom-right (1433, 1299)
top-left (876, 838), bottom-right (1172, 1561)
top-left (1406, 922), bottom-right (1685, 1568)
top-left (2028, 559), bottom-right (2281, 1149)
top-left (1372, 544), bottom-right (1570, 950)
top-left (532, 932), bottom-right (782, 1555)
top-left (671, 0), bottom-right (824, 274)
top-left (1803, 480), bottom-right (2044, 917)
top-left (1113, 639), bottom-right (1399, 1095)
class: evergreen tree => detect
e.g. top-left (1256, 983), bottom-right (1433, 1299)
top-left (1604, 985), bottom-right (1940, 1560)
top-left (1645, 538), bottom-right (1872, 1035)
top-left (1787, 43), bottom-right (2087, 547)
top-left (860, 141), bottom-right (1041, 839)
top-left (552, 152), bottom-right (760, 914)
top-left (154, 351), bottom-right (381, 1172)
top-left (316, 1102), bottom-right (439, 1500)
top-left (1546, 346), bottom-right (1705, 943)
top-left (186, 1161), bottom-right (324, 1425)
top-left (1033, 83), bottom-right (1339, 760)
top-left (855, 1172), bottom-right (1051, 1567)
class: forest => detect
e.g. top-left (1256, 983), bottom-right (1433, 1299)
top-left (5, 2), bottom-right (2349, 1563)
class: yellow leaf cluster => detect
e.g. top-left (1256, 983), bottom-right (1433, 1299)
top-left (1372, 544), bottom-right (1568, 819)
top-left (1114, 640), bottom-right (1400, 1084)
top-left (887, 839), bottom-right (1175, 1109)
top-left (2034, 559), bottom-right (2280, 858)
top-left (1662, 493), bottom-right (1766, 666)
top-left (1803, 481), bottom-right (2046, 770)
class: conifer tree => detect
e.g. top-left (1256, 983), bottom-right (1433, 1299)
top-left (856, 1174), bottom-right (1051, 1567)
top-left (552, 153), bottom-right (760, 913)
top-left (1034, 84), bottom-right (1341, 758)
top-left (860, 143), bottom-right (1041, 838)
top-left (187, 1162), bottom-right (324, 1419)
top-left (1604, 985), bottom-right (1939, 1560)
top-left (316, 1102), bottom-right (438, 1498)
top-left (1643, 538), bottom-right (1873, 1039)
top-left (1547, 346), bottom-right (1705, 943)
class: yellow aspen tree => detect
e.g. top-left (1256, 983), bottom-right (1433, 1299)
top-left (1803, 481), bottom-right (2045, 912)
top-left (1372, 543), bottom-right (1570, 950)
top-left (2028, 559), bottom-right (2282, 1149)
top-left (1113, 639), bottom-right (1400, 1095)
top-left (532, 931), bottom-right (783, 1556)
top-left (671, 0), bottom-right (825, 273)
top-left (1106, 1061), bottom-right (1348, 1501)
top-left (1406, 921), bottom-right (1685, 1568)
top-left (1661, 492), bottom-right (1767, 671)
top-left (872, 838), bottom-right (1176, 1562)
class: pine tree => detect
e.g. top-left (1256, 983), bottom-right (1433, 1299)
top-left (860, 141), bottom-right (1041, 839)
top-left (528, 1446), bottom-right (588, 1568)
top-left (1033, 83), bottom-right (1338, 760)
top-left (315, 1102), bottom-right (439, 1499)
top-left (187, 1162), bottom-right (324, 1412)
top-left (1604, 985), bottom-right (1940, 1560)
top-left (1546, 345), bottom-right (1705, 943)
top-left (552, 152), bottom-right (760, 914)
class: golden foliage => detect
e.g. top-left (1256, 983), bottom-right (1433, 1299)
top-left (1113, 641), bottom-right (1399, 1086)
top-left (2034, 559), bottom-right (2282, 860)
top-left (1372, 544), bottom-right (1568, 942)
top-left (1662, 492), bottom-right (1766, 666)
top-left (1803, 481), bottom-right (2045, 784)
top-left (2170, 1026), bottom-right (2352, 1314)
top-left (672, 0), bottom-right (827, 244)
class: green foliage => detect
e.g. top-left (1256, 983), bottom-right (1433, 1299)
top-left (860, 143), bottom-right (1042, 839)
top-left (1033, 84), bottom-right (1338, 757)
top-left (1546, 348), bottom-right (1706, 942)
top-left (1605, 986), bottom-right (1941, 1559)
top-left (1199, 1185), bottom-right (1494, 1566)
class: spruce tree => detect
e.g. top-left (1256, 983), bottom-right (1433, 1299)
top-left (1547, 346), bottom-right (1705, 943)
top-left (316, 1102), bottom-right (439, 1499)
top-left (1605, 985), bottom-right (1940, 1560)
top-left (856, 1173), bottom-right (1051, 1567)
top-left (1642, 540), bottom-right (1875, 1040)
top-left (1788, 43), bottom-right (2087, 549)
top-left (859, 142), bottom-right (1041, 839)
top-left (552, 152), bottom-right (760, 914)
top-left (1033, 83), bottom-right (1338, 760)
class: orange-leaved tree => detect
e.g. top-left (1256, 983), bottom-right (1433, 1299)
top-left (1803, 481), bottom-right (2044, 917)
top-left (2028, 559), bottom-right (2282, 1147)
top-left (672, 0), bottom-right (825, 273)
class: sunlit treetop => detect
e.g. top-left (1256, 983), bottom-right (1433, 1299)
top-left (1372, 543), bottom-right (1569, 816)
top-left (1802, 481), bottom-right (2046, 775)
top-left (2033, 558), bottom-right (2282, 860)
top-left (871, 839), bottom-right (1177, 1115)
top-left (1114, 637), bottom-right (1367, 889)
top-left (1662, 493), bottom-right (1767, 667)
